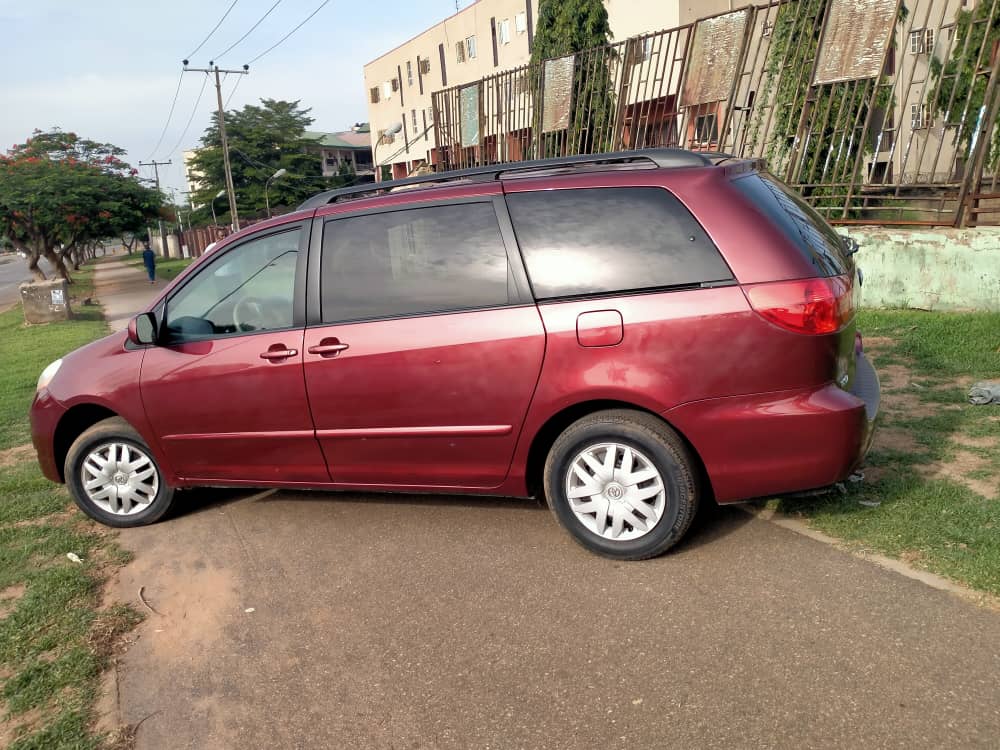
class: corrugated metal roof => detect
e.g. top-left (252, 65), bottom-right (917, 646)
top-left (304, 129), bottom-right (372, 150)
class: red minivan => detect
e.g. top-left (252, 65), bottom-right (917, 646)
top-left (30, 150), bottom-right (879, 559)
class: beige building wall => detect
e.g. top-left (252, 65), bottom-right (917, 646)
top-left (182, 150), bottom-right (206, 207)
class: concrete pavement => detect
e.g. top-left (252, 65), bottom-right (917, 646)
top-left (90, 260), bottom-right (1000, 749)
top-left (107, 493), bottom-right (1000, 749)
top-left (94, 258), bottom-right (169, 332)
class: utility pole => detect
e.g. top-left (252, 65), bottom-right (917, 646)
top-left (138, 159), bottom-right (171, 256)
top-left (182, 61), bottom-right (249, 232)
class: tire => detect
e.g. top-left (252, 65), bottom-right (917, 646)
top-left (543, 409), bottom-right (699, 560)
top-left (64, 417), bottom-right (176, 528)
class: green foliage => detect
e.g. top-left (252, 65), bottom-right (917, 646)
top-left (530, 0), bottom-right (615, 155)
top-left (928, 2), bottom-right (1000, 169)
top-left (0, 130), bottom-right (163, 280)
top-left (189, 99), bottom-right (351, 223)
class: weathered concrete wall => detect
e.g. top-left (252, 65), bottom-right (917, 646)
top-left (20, 279), bottom-right (72, 323)
top-left (838, 227), bottom-right (1000, 312)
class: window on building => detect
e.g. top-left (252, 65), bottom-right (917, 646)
top-left (455, 40), bottom-right (466, 63)
top-left (419, 57), bottom-right (431, 74)
top-left (694, 113), bottom-right (718, 144)
top-left (320, 203), bottom-right (511, 323)
top-left (369, 86), bottom-right (380, 103)
top-left (406, 60), bottom-right (413, 86)
top-left (499, 19), bottom-right (511, 45)
top-left (411, 109), bottom-right (418, 133)
top-left (515, 12), bottom-right (527, 34)
top-left (911, 103), bottom-right (931, 130)
top-left (382, 81), bottom-right (393, 100)
top-left (909, 28), bottom-right (934, 54)
top-left (506, 188), bottom-right (732, 300)
top-left (426, 106), bottom-right (435, 124)
top-left (465, 35), bottom-right (477, 59)
top-left (390, 77), bottom-right (400, 92)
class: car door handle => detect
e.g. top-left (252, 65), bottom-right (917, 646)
top-left (307, 342), bottom-right (350, 356)
top-left (260, 348), bottom-right (298, 360)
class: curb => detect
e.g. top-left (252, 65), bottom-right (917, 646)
top-left (741, 504), bottom-right (1000, 612)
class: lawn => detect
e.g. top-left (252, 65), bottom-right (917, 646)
top-left (0, 259), bottom-right (138, 749)
top-left (776, 310), bottom-right (1000, 596)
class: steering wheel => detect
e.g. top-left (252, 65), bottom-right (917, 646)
top-left (233, 296), bottom-right (269, 332)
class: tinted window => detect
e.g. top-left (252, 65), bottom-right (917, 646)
top-left (165, 229), bottom-right (299, 341)
top-left (505, 187), bottom-right (732, 299)
top-left (321, 203), bottom-right (511, 323)
top-left (732, 173), bottom-right (849, 276)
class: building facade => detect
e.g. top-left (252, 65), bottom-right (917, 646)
top-left (363, 0), bottom-right (729, 178)
top-left (304, 124), bottom-right (375, 177)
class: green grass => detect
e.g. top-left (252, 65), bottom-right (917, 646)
top-left (0, 261), bottom-right (136, 747)
top-left (777, 309), bottom-right (1000, 596)
top-left (0, 306), bottom-right (107, 452)
top-left (122, 254), bottom-right (195, 283)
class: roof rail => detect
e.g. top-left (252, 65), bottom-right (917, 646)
top-left (297, 148), bottom-right (713, 210)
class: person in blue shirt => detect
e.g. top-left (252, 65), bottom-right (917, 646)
top-left (142, 241), bottom-right (156, 284)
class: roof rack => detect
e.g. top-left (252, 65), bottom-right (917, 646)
top-left (297, 148), bottom-right (714, 210)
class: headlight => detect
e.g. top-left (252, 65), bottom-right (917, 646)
top-left (37, 359), bottom-right (62, 392)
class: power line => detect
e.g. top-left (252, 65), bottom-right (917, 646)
top-left (186, 0), bottom-right (241, 60)
top-left (148, 71), bottom-right (185, 159)
top-left (214, 0), bottom-right (282, 61)
top-left (246, 0), bottom-right (332, 64)
top-left (224, 74), bottom-right (244, 108)
top-left (166, 74), bottom-right (210, 156)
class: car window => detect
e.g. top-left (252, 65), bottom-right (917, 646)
top-left (320, 202), bottom-right (511, 323)
top-left (505, 187), bottom-right (733, 300)
top-left (164, 229), bottom-right (300, 342)
top-left (731, 172), bottom-right (849, 277)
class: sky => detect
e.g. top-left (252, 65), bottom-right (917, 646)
top-left (0, 0), bottom-right (471, 196)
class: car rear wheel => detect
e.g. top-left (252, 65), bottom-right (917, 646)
top-left (65, 417), bottom-right (176, 527)
top-left (543, 410), bottom-right (699, 560)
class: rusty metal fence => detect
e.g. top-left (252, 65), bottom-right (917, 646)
top-left (431, 0), bottom-right (1000, 226)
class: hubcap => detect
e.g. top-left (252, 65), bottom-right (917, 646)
top-left (565, 442), bottom-right (666, 541)
top-left (80, 442), bottom-right (159, 516)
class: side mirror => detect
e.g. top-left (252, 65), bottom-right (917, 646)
top-left (128, 313), bottom-right (158, 346)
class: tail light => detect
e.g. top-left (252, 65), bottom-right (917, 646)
top-left (744, 275), bottom-right (853, 335)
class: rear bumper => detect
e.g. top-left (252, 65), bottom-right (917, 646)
top-left (851, 351), bottom-right (880, 461)
top-left (30, 389), bottom-right (65, 483)
top-left (665, 359), bottom-right (879, 503)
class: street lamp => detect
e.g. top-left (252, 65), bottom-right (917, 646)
top-left (374, 122), bottom-right (402, 183)
top-left (209, 190), bottom-right (226, 226)
top-left (264, 168), bottom-right (288, 218)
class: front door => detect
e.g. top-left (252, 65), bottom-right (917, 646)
top-left (303, 199), bottom-right (545, 489)
top-left (141, 223), bottom-right (328, 484)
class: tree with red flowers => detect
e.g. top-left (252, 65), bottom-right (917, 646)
top-left (0, 130), bottom-right (165, 282)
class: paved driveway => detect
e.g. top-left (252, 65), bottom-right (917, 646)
top-left (106, 490), bottom-right (1000, 749)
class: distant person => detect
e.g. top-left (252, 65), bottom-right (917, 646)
top-left (142, 242), bottom-right (156, 284)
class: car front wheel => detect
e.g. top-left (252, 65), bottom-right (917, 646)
top-left (543, 410), bottom-right (699, 560)
top-left (64, 417), bottom-right (176, 527)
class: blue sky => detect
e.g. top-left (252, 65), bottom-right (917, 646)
top-left (0, 0), bottom-right (469, 195)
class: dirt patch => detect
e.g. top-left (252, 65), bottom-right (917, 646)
top-left (952, 434), bottom-right (999, 450)
top-left (880, 390), bottom-right (939, 419)
top-left (873, 428), bottom-right (922, 455)
top-left (0, 444), bottom-right (34, 469)
top-left (0, 583), bottom-right (26, 619)
top-left (0, 706), bottom-right (45, 748)
top-left (862, 336), bottom-right (895, 350)
top-left (917, 451), bottom-right (1000, 500)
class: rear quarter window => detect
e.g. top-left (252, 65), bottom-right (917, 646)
top-left (731, 173), bottom-right (850, 277)
top-left (505, 187), bottom-right (733, 300)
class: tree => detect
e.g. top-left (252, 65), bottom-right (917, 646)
top-left (0, 130), bottom-right (163, 281)
top-left (530, 0), bottom-right (615, 156)
top-left (928, 2), bottom-right (1000, 172)
top-left (188, 99), bottom-right (337, 223)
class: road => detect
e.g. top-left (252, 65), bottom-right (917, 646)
top-left (0, 255), bottom-right (50, 310)
top-left (92, 260), bottom-right (1000, 749)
